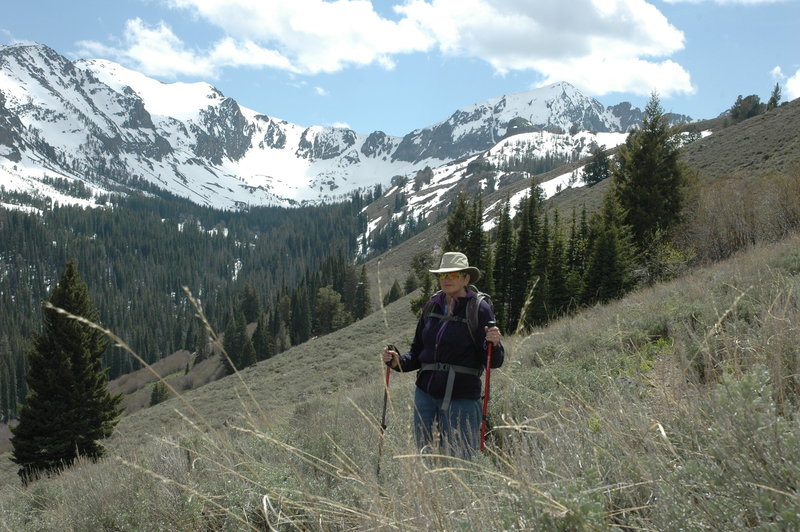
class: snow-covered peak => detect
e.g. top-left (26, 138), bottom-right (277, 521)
top-left (76, 59), bottom-right (224, 120)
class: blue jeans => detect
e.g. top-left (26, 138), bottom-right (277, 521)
top-left (413, 387), bottom-right (482, 459)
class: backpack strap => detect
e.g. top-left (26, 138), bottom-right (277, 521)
top-left (422, 288), bottom-right (492, 349)
top-left (420, 362), bottom-right (482, 411)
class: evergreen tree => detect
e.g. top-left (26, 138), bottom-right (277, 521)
top-left (353, 265), bottom-right (371, 320)
top-left (465, 198), bottom-right (485, 273)
top-left (583, 195), bottom-right (636, 304)
top-left (11, 261), bottom-right (123, 483)
top-left (480, 241), bottom-right (495, 296)
top-left (729, 94), bottom-right (765, 122)
top-left (240, 336), bottom-right (257, 368)
top-left (546, 211), bottom-right (570, 319)
top-left (383, 280), bottom-right (404, 307)
top-left (492, 201), bottom-right (514, 328)
top-left (1, 346), bottom-right (10, 423)
top-left (290, 287), bottom-right (312, 345)
top-left (409, 251), bottom-right (434, 283)
top-left (767, 83), bottom-right (782, 110)
top-left (410, 271), bottom-right (434, 317)
top-left (509, 200), bottom-right (533, 332)
top-left (149, 381), bottom-right (170, 406)
top-left (583, 143), bottom-right (611, 186)
top-left (315, 286), bottom-right (352, 335)
top-left (270, 308), bottom-right (291, 355)
top-left (404, 271), bottom-right (419, 294)
top-left (565, 208), bottom-right (588, 306)
top-left (252, 311), bottom-right (272, 362)
top-left (193, 324), bottom-right (210, 362)
top-left (442, 191), bottom-right (471, 253)
top-left (222, 312), bottom-right (246, 374)
top-left (612, 92), bottom-right (687, 252)
top-left (528, 212), bottom-right (551, 327)
top-left (240, 284), bottom-right (261, 323)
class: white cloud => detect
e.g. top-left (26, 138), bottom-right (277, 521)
top-left (80, 0), bottom-right (695, 98)
top-left (164, 0), bottom-right (432, 73)
top-left (77, 18), bottom-right (217, 77)
top-left (664, 0), bottom-right (786, 4)
top-left (786, 69), bottom-right (800, 101)
top-left (314, 86), bottom-right (328, 96)
top-left (533, 56), bottom-right (693, 98)
top-left (396, 0), bottom-right (692, 97)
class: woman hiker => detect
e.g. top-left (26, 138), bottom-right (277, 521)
top-left (382, 252), bottom-right (504, 459)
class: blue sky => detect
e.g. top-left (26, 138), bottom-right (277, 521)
top-left (2, 0), bottom-right (798, 136)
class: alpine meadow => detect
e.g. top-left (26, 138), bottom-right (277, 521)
top-left (2, 39), bottom-right (800, 529)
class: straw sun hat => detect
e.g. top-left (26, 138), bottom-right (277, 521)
top-left (429, 252), bottom-right (481, 283)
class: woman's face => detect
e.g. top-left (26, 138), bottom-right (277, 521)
top-left (438, 271), bottom-right (470, 298)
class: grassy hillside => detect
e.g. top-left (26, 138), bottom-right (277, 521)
top-left (1, 227), bottom-right (798, 529)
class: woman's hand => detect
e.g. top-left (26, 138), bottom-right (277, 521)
top-left (485, 326), bottom-right (502, 346)
top-left (382, 346), bottom-right (399, 368)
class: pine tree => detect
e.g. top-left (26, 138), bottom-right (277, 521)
top-left (565, 207), bottom-right (587, 305)
top-left (492, 201), bottom-right (514, 329)
top-left (612, 92), bottom-right (687, 251)
top-left (252, 311), bottom-right (272, 362)
top-left (442, 191), bottom-right (471, 253)
top-left (149, 381), bottom-right (170, 406)
top-left (222, 312), bottom-right (246, 374)
top-left (240, 336), bottom-right (257, 368)
top-left (290, 286), bottom-right (312, 344)
top-left (480, 241), bottom-right (495, 296)
top-left (383, 280), bottom-right (404, 306)
top-left (546, 211), bottom-right (570, 319)
top-left (729, 94), bottom-right (765, 122)
top-left (353, 265), bottom-right (371, 320)
top-left (528, 212), bottom-right (551, 327)
top-left (509, 200), bottom-right (533, 332)
top-left (1, 351), bottom-right (10, 423)
top-left (404, 271), bottom-right (419, 294)
top-left (409, 251), bottom-right (433, 283)
top-left (315, 286), bottom-right (352, 334)
top-left (583, 195), bottom-right (636, 304)
top-left (194, 324), bottom-right (210, 362)
top-left (465, 198), bottom-right (485, 273)
top-left (410, 271), bottom-right (434, 317)
top-left (767, 83), bottom-right (782, 110)
top-left (11, 261), bottom-right (123, 483)
top-left (240, 284), bottom-right (261, 323)
top-left (583, 143), bottom-right (611, 186)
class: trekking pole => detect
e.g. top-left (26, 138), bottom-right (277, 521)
top-left (377, 344), bottom-right (396, 476)
top-left (480, 321), bottom-right (496, 452)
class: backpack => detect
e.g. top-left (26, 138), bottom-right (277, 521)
top-left (421, 285), bottom-right (494, 348)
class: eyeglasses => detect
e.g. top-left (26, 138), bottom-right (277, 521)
top-left (437, 272), bottom-right (464, 280)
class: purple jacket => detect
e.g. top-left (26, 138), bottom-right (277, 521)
top-left (396, 290), bottom-right (504, 401)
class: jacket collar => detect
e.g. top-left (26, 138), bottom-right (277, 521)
top-left (435, 288), bottom-right (475, 310)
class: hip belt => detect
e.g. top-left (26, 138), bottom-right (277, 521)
top-left (420, 362), bottom-right (482, 411)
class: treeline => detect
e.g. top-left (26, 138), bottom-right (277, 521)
top-left (0, 190), bottom-right (371, 420)
top-left (726, 83), bottom-right (784, 124)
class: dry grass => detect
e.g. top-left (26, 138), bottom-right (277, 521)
top-left (1, 230), bottom-right (799, 530)
top-left (678, 167), bottom-right (800, 264)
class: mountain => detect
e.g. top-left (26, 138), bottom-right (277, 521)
top-left (0, 43), bottom-right (687, 211)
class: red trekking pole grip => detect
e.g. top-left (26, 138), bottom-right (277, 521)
top-left (480, 320), bottom-right (496, 452)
